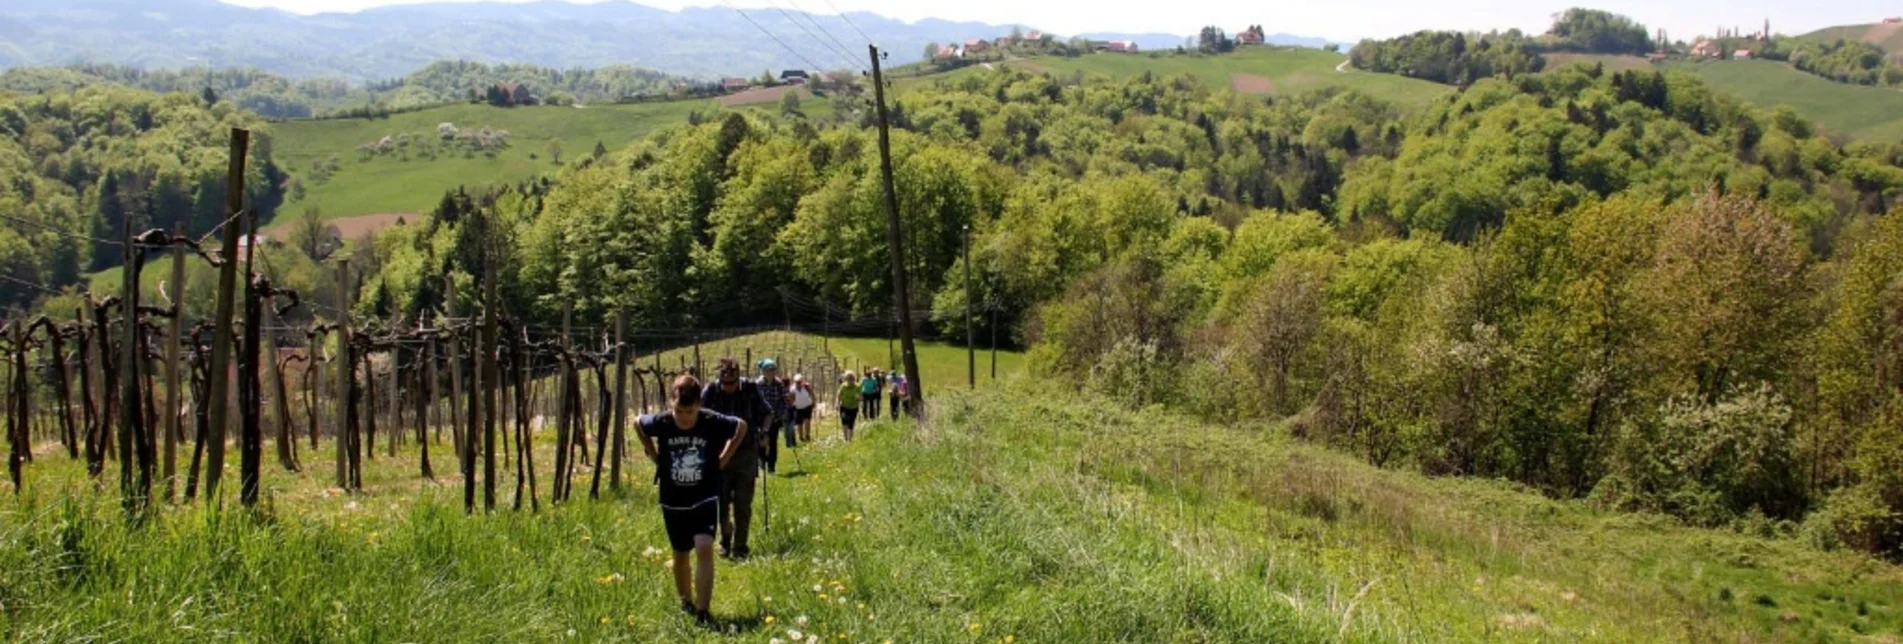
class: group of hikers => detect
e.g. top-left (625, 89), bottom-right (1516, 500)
top-left (635, 357), bottom-right (912, 625)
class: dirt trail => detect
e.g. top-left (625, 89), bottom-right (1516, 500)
top-left (1230, 72), bottom-right (1275, 94)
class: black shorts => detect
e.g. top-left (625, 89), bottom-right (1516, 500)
top-left (795, 407), bottom-right (813, 423)
top-left (661, 500), bottom-right (720, 552)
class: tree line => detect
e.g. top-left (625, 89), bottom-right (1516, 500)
top-left (0, 60), bottom-right (688, 121)
top-left (7, 53), bottom-right (1902, 557)
top-left (313, 62), bottom-right (1903, 558)
top-left (0, 85), bottom-right (286, 310)
top-left (1349, 8), bottom-right (1652, 86)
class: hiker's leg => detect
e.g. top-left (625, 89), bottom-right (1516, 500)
top-left (719, 481), bottom-right (736, 553)
top-left (671, 550), bottom-right (692, 604)
top-left (693, 534), bottom-right (716, 612)
top-left (731, 474), bottom-right (756, 553)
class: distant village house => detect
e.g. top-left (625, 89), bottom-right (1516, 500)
top-left (1236, 25), bottom-right (1266, 46)
top-left (1091, 40), bottom-right (1139, 53)
top-left (780, 70), bottom-right (810, 85)
top-left (721, 77), bottom-right (751, 92)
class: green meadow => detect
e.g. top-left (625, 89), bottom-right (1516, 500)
top-left (270, 101), bottom-right (707, 222)
top-left (0, 333), bottom-right (1897, 642)
top-left (1004, 47), bottom-right (1456, 112)
top-left (1669, 59), bottom-right (1903, 142)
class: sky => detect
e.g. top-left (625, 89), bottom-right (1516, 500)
top-left (215, 0), bottom-right (1899, 44)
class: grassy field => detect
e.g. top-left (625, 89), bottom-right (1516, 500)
top-left (271, 101), bottom-right (706, 223)
top-left (990, 47), bottom-right (1455, 112)
top-left (1543, 53), bottom-right (1653, 73)
top-left (2, 357), bottom-right (1898, 641)
top-left (1671, 59), bottom-right (1903, 141)
top-left (1796, 22), bottom-right (1903, 52)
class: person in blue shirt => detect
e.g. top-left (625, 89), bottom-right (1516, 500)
top-left (860, 368), bottom-right (882, 419)
top-left (755, 359), bottom-right (793, 471)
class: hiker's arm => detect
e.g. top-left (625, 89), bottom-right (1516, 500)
top-left (636, 424), bottom-right (658, 463)
top-left (720, 421), bottom-right (748, 469)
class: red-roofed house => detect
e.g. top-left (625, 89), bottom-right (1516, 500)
top-left (966, 38), bottom-right (988, 53)
top-left (722, 78), bottom-right (751, 92)
top-left (1236, 25), bottom-right (1266, 46)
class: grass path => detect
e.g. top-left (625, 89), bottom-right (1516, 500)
top-left (0, 336), bottom-right (1897, 641)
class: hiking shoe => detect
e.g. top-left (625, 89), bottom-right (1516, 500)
top-left (695, 610), bottom-right (715, 627)
top-left (679, 599), bottom-right (695, 615)
top-left (733, 546), bottom-right (751, 560)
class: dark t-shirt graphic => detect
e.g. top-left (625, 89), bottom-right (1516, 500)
top-left (639, 410), bottom-right (740, 510)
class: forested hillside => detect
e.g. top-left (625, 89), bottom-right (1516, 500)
top-left (316, 61), bottom-right (1903, 558)
top-left (0, 61), bottom-right (688, 120)
top-left (1348, 8), bottom-right (1651, 86)
top-left (0, 86), bottom-right (282, 310)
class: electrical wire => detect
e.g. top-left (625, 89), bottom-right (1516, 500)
top-left (767, 0), bottom-right (867, 73)
top-left (720, 0), bottom-right (833, 77)
top-left (818, 0), bottom-right (875, 45)
top-left (0, 212), bottom-right (122, 247)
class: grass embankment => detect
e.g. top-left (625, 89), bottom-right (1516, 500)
top-left (993, 47), bottom-right (1455, 112)
top-left (0, 332), bottom-right (1897, 641)
top-left (1668, 59), bottom-right (1903, 141)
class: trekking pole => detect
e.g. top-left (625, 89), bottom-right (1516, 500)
top-left (761, 452), bottom-right (771, 533)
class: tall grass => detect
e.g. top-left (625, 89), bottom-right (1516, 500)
top-left (1, 385), bottom-right (1896, 641)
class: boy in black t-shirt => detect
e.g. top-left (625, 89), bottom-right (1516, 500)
top-left (638, 374), bottom-right (749, 626)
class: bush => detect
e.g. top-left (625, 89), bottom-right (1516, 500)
top-left (1800, 485), bottom-right (1899, 553)
top-left (1594, 384), bottom-right (1805, 526)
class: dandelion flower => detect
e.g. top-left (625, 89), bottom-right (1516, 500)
top-left (968, 623), bottom-right (982, 633)
top-left (797, 615), bottom-right (810, 626)
top-left (819, 593), bottom-right (829, 602)
top-left (788, 629), bottom-right (804, 640)
top-left (598, 616), bottom-right (609, 625)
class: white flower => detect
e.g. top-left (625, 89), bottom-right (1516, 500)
top-left (796, 614), bottom-right (809, 625)
top-left (788, 629), bottom-right (804, 640)
top-left (771, 640), bottom-right (785, 644)
top-left (642, 546), bottom-right (663, 557)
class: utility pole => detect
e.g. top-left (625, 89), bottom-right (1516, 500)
top-left (204, 127), bottom-right (249, 503)
top-left (869, 44), bottom-right (925, 417)
top-left (239, 199), bottom-right (263, 508)
top-left (964, 224), bottom-right (974, 389)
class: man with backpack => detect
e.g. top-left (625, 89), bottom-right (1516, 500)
top-left (700, 358), bottom-right (769, 560)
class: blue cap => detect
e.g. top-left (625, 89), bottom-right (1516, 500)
top-left (759, 358), bottom-right (778, 370)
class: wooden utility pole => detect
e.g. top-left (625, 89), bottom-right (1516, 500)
top-left (164, 224), bottom-right (185, 501)
top-left (990, 303), bottom-right (998, 381)
top-left (610, 308), bottom-right (627, 491)
top-left (868, 44), bottom-right (925, 416)
top-left (964, 224), bottom-right (974, 389)
top-left (204, 127), bottom-right (249, 502)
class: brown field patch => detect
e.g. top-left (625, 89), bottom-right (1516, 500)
top-left (1230, 72), bottom-right (1275, 94)
top-left (717, 85), bottom-right (803, 107)
top-left (1544, 53), bottom-right (1652, 73)
top-left (268, 212), bottom-right (416, 241)
top-left (1865, 22), bottom-right (1903, 47)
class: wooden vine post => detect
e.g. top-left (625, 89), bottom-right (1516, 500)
top-left (203, 127), bottom-right (249, 502)
top-left (164, 224), bottom-right (185, 501)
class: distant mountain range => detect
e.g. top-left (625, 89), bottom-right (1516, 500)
top-left (0, 0), bottom-right (1340, 80)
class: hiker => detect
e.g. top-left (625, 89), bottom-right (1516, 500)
top-left (700, 358), bottom-right (769, 560)
top-left (637, 374), bottom-right (748, 626)
top-left (897, 373), bottom-right (912, 417)
top-left (888, 371), bottom-right (904, 419)
top-left (862, 368), bottom-right (882, 420)
top-left (836, 371), bottom-right (860, 442)
top-left (756, 359), bottom-right (792, 469)
top-left (792, 374), bottom-right (816, 444)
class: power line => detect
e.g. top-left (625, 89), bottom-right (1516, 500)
top-left (769, 0), bottom-right (867, 73)
top-left (0, 273), bottom-right (67, 296)
top-left (0, 212), bottom-right (122, 248)
top-left (720, 0), bottom-right (832, 77)
top-left (818, 0), bottom-right (874, 45)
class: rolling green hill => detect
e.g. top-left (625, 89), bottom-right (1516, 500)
top-left (985, 47), bottom-right (1454, 111)
top-left (271, 101), bottom-right (708, 223)
top-left (1670, 59), bottom-right (1903, 142)
top-left (1796, 22), bottom-right (1903, 53)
